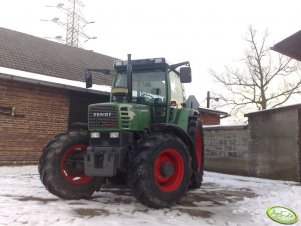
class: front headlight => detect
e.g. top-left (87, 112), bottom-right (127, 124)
top-left (91, 132), bottom-right (100, 138)
top-left (110, 132), bottom-right (119, 138)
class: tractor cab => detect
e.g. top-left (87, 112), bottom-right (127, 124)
top-left (85, 55), bottom-right (192, 124)
top-left (112, 58), bottom-right (169, 123)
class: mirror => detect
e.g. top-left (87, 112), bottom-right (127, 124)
top-left (179, 67), bottom-right (192, 83)
top-left (85, 70), bottom-right (92, 88)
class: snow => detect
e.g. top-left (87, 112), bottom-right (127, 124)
top-left (203, 124), bottom-right (248, 129)
top-left (0, 166), bottom-right (300, 226)
top-left (0, 66), bottom-right (111, 93)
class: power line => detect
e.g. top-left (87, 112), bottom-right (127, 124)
top-left (42, 0), bottom-right (97, 48)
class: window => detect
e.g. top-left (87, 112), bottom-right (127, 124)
top-left (113, 69), bottom-right (167, 105)
top-left (169, 71), bottom-right (185, 108)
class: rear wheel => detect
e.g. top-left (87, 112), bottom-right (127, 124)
top-left (187, 119), bottom-right (204, 189)
top-left (128, 132), bottom-right (191, 208)
top-left (39, 130), bottom-right (105, 199)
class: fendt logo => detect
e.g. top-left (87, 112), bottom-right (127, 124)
top-left (93, 112), bottom-right (112, 117)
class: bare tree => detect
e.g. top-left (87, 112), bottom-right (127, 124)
top-left (210, 26), bottom-right (301, 116)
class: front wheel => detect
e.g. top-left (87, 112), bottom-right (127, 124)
top-left (128, 133), bottom-right (191, 208)
top-left (38, 130), bottom-right (105, 199)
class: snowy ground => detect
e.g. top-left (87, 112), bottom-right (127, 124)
top-left (0, 166), bottom-right (300, 226)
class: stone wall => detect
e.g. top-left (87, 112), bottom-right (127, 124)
top-left (204, 105), bottom-right (301, 182)
top-left (204, 125), bottom-right (250, 176)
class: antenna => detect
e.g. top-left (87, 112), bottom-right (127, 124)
top-left (42, 0), bottom-right (97, 48)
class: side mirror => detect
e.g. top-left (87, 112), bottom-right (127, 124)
top-left (85, 70), bottom-right (92, 88)
top-left (179, 67), bottom-right (192, 83)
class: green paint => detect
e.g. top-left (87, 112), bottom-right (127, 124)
top-left (88, 103), bottom-right (150, 132)
top-left (170, 108), bottom-right (195, 131)
top-left (121, 103), bottom-right (151, 131)
top-left (266, 206), bottom-right (298, 225)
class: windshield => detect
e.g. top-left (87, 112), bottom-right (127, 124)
top-left (112, 69), bottom-right (167, 105)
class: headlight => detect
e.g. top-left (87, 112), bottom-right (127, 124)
top-left (91, 132), bottom-right (100, 138)
top-left (110, 132), bottom-right (119, 138)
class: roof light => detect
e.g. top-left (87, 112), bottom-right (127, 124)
top-left (154, 58), bottom-right (163, 63)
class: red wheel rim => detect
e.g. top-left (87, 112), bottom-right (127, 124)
top-left (60, 144), bottom-right (93, 185)
top-left (154, 148), bottom-right (184, 192)
top-left (195, 129), bottom-right (202, 172)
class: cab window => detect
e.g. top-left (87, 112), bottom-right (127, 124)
top-left (169, 71), bottom-right (184, 108)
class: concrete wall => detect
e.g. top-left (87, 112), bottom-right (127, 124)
top-left (204, 125), bottom-right (249, 176)
top-left (247, 106), bottom-right (301, 182)
top-left (204, 105), bottom-right (301, 182)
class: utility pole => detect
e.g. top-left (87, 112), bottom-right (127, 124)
top-left (206, 91), bottom-right (210, 108)
top-left (206, 91), bottom-right (219, 108)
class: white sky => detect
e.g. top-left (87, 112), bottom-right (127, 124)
top-left (0, 0), bottom-right (300, 111)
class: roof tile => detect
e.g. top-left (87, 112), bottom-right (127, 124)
top-left (0, 27), bottom-right (117, 86)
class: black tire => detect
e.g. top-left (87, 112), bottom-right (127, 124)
top-left (187, 119), bottom-right (205, 189)
top-left (128, 132), bottom-right (191, 208)
top-left (38, 130), bottom-right (105, 199)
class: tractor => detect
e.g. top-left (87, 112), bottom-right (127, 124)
top-left (38, 54), bottom-right (204, 208)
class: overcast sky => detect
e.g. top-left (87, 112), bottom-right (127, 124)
top-left (0, 0), bottom-right (300, 111)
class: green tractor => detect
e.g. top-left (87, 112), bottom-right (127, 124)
top-left (39, 54), bottom-right (204, 208)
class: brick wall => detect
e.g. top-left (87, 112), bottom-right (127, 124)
top-left (200, 112), bottom-right (220, 125)
top-left (0, 79), bottom-right (69, 165)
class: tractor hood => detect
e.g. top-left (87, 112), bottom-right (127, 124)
top-left (88, 102), bottom-right (151, 131)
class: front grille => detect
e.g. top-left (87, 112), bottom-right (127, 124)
top-left (89, 105), bottom-right (118, 129)
top-left (120, 107), bottom-right (130, 129)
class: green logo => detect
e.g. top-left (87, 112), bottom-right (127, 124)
top-left (267, 206), bottom-right (298, 225)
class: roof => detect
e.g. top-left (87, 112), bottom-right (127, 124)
top-left (0, 27), bottom-right (117, 86)
top-left (198, 107), bottom-right (230, 118)
top-left (0, 66), bottom-right (111, 95)
top-left (245, 104), bottom-right (301, 117)
top-left (271, 30), bottom-right (301, 61)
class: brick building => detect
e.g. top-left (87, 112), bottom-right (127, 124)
top-left (0, 27), bottom-right (116, 165)
top-left (186, 95), bottom-right (230, 125)
top-left (198, 107), bottom-right (230, 125)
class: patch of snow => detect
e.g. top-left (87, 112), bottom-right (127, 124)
top-left (203, 124), bottom-right (248, 129)
top-left (0, 166), bottom-right (300, 226)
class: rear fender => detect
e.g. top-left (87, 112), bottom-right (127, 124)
top-left (150, 123), bottom-right (198, 172)
top-left (171, 108), bottom-right (199, 131)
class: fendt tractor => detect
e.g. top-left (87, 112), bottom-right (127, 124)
top-left (39, 54), bottom-right (204, 208)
